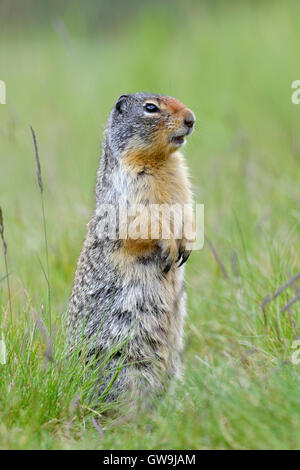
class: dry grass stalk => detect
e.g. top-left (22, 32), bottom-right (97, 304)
top-left (0, 206), bottom-right (12, 321)
top-left (261, 272), bottom-right (300, 326)
top-left (33, 309), bottom-right (55, 364)
top-left (206, 235), bottom-right (230, 280)
top-left (281, 293), bottom-right (300, 315)
top-left (30, 126), bottom-right (51, 332)
top-left (91, 416), bottom-right (105, 437)
top-left (287, 307), bottom-right (296, 333)
top-left (273, 319), bottom-right (282, 346)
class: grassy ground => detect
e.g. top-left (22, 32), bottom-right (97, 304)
top-left (1, 1), bottom-right (300, 449)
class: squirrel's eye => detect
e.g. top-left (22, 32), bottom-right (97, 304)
top-left (144, 103), bottom-right (160, 113)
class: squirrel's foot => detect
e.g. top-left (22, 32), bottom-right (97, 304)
top-left (158, 239), bottom-right (179, 275)
top-left (176, 245), bottom-right (191, 267)
top-left (176, 238), bottom-right (194, 267)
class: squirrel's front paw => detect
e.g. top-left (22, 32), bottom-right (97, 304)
top-left (176, 244), bottom-right (191, 267)
top-left (176, 238), bottom-right (194, 267)
top-left (158, 239), bottom-right (179, 275)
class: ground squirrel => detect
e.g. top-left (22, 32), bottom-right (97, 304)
top-left (67, 92), bottom-right (195, 405)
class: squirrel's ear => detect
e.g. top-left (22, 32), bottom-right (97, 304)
top-left (115, 94), bottom-right (129, 113)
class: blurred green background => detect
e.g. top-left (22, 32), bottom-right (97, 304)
top-left (1, 0), bottom-right (300, 450)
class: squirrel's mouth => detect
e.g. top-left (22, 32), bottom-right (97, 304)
top-left (171, 131), bottom-right (189, 147)
top-left (171, 135), bottom-right (185, 146)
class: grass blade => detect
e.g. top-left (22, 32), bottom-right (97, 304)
top-left (0, 207), bottom-right (12, 321)
top-left (30, 126), bottom-right (51, 332)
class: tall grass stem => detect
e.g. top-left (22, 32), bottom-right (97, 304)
top-left (30, 126), bottom-right (51, 332)
top-left (0, 206), bottom-right (12, 322)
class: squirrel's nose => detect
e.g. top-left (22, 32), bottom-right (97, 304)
top-left (183, 110), bottom-right (195, 129)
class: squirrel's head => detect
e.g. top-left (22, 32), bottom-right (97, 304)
top-left (106, 92), bottom-right (195, 168)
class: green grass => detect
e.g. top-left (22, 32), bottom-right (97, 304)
top-left (1, 0), bottom-right (300, 449)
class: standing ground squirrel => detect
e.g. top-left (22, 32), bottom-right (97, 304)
top-left (67, 92), bottom-right (195, 405)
